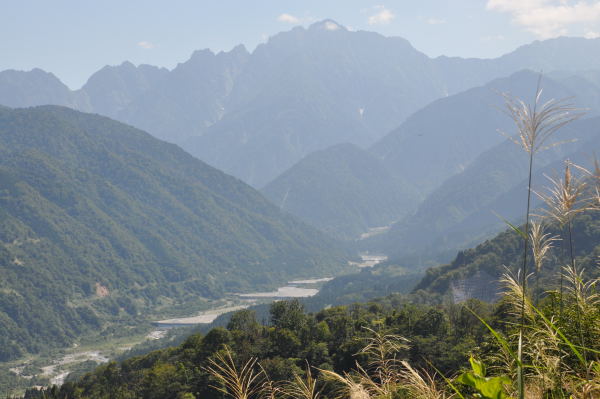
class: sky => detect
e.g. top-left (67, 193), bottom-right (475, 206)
top-left (2, 0), bottom-right (600, 89)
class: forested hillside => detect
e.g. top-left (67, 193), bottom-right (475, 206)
top-left (29, 175), bottom-right (600, 398)
top-left (30, 297), bottom-right (496, 398)
top-left (369, 113), bottom-right (600, 264)
top-left (0, 106), bottom-right (348, 361)
top-left (413, 208), bottom-right (600, 302)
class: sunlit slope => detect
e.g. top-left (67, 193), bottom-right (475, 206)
top-left (0, 106), bottom-right (347, 360)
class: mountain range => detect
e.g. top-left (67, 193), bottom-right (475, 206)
top-left (2, 22), bottom-right (600, 187)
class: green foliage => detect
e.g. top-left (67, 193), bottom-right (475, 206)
top-left (31, 297), bottom-right (495, 398)
top-left (456, 357), bottom-right (511, 399)
top-left (23, 207), bottom-right (600, 397)
top-left (0, 106), bottom-right (348, 361)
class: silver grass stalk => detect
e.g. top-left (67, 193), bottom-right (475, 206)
top-left (535, 161), bottom-right (588, 228)
top-left (398, 361), bottom-right (449, 399)
top-left (280, 365), bottom-right (322, 399)
top-left (204, 347), bottom-right (266, 399)
top-left (357, 326), bottom-right (409, 386)
top-left (535, 161), bottom-right (589, 321)
top-left (321, 327), bottom-right (449, 399)
top-left (529, 219), bottom-right (559, 303)
top-left (499, 78), bottom-right (583, 399)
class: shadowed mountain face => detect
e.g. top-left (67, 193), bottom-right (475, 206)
top-left (0, 105), bottom-right (347, 360)
top-left (2, 23), bottom-right (600, 186)
top-left (368, 114), bottom-right (600, 266)
top-left (369, 70), bottom-right (600, 195)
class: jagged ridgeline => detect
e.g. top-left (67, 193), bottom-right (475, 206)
top-left (0, 106), bottom-right (348, 361)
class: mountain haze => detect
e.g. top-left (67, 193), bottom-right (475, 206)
top-left (261, 71), bottom-right (598, 241)
top-left (371, 114), bottom-right (600, 265)
top-left (262, 143), bottom-right (419, 239)
top-left (2, 25), bottom-right (600, 186)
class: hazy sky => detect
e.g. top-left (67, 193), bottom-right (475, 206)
top-left (2, 0), bottom-right (600, 89)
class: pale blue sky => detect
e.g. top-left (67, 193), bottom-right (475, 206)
top-left (2, 1), bottom-right (600, 89)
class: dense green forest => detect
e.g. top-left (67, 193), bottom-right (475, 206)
top-left (25, 199), bottom-right (600, 398)
top-left (25, 297), bottom-right (495, 398)
top-left (0, 106), bottom-right (348, 361)
top-left (413, 212), bottom-right (600, 300)
top-left (28, 269), bottom-right (598, 398)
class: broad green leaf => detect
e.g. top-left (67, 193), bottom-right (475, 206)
top-left (457, 372), bottom-right (511, 399)
top-left (469, 356), bottom-right (486, 377)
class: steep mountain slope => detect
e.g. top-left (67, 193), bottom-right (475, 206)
top-left (0, 106), bottom-right (347, 360)
top-left (0, 69), bottom-right (89, 110)
top-left (180, 35), bottom-right (600, 188)
top-left (115, 46), bottom-right (249, 142)
top-left (183, 21), bottom-right (446, 186)
top-left (370, 70), bottom-right (597, 195)
top-left (81, 61), bottom-right (169, 118)
top-left (261, 143), bottom-right (419, 239)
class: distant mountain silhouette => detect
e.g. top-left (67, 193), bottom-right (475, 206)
top-left (2, 23), bottom-right (600, 186)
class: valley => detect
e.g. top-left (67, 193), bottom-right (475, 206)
top-left (2, 10), bottom-right (600, 398)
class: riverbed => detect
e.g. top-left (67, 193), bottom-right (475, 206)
top-left (154, 304), bottom-right (252, 326)
top-left (154, 277), bottom-right (332, 326)
top-left (19, 275), bottom-right (338, 387)
top-left (349, 253), bottom-right (388, 268)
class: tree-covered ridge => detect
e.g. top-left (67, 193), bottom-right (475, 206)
top-left (0, 106), bottom-right (348, 361)
top-left (30, 259), bottom-right (600, 399)
top-left (19, 127), bottom-right (600, 397)
top-left (412, 189), bottom-right (600, 302)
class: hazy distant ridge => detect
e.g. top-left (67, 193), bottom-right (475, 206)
top-left (2, 23), bottom-right (600, 186)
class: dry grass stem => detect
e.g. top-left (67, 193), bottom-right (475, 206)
top-left (398, 361), bottom-right (449, 399)
top-left (529, 220), bottom-right (559, 274)
top-left (499, 80), bottom-right (583, 155)
top-left (319, 369), bottom-right (373, 399)
top-left (203, 347), bottom-right (266, 399)
top-left (535, 161), bottom-right (589, 227)
top-left (280, 366), bottom-right (322, 399)
top-left (358, 326), bottom-right (409, 383)
top-left (501, 272), bottom-right (536, 322)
